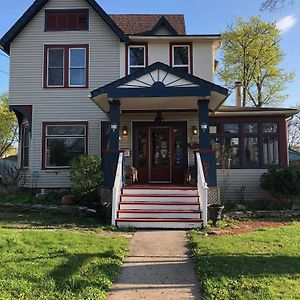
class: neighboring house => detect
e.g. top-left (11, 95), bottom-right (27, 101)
top-left (0, 0), bottom-right (298, 227)
top-left (289, 149), bottom-right (300, 166)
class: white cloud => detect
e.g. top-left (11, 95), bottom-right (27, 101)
top-left (276, 15), bottom-right (297, 33)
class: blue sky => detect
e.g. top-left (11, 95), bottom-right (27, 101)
top-left (0, 0), bottom-right (299, 107)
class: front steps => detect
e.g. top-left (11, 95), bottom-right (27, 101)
top-left (115, 186), bottom-right (203, 229)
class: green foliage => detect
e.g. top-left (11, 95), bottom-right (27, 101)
top-left (261, 166), bottom-right (300, 206)
top-left (0, 96), bottom-right (18, 158)
top-left (219, 17), bottom-right (294, 107)
top-left (189, 222), bottom-right (300, 300)
top-left (68, 155), bottom-right (103, 204)
top-left (0, 227), bottom-right (129, 299)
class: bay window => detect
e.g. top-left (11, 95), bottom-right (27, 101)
top-left (21, 125), bottom-right (30, 168)
top-left (43, 122), bottom-right (88, 169)
top-left (44, 45), bottom-right (88, 88)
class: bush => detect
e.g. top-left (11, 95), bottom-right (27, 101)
top-left (260, 166), bottom-right (300, 208)
top-left (68, 155), bottom-right (103, 205)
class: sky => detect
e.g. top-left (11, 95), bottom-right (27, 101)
top-left (0, 0), bottom-right (299, 107)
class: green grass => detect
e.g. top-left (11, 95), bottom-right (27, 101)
top-left (189, 222), bottom-right (300, 300)
top-left (0, 192), bottom-right (65, 205)
top-left (0, 210), bottom-right (130, 299)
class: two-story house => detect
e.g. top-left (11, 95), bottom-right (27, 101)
top-left (1, 0), bottom-right (297, 228)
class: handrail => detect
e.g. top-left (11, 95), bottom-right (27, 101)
top-left (195, 152), bottom-right (209, 228)
top-left (111, 152), bottom-right (125, 226)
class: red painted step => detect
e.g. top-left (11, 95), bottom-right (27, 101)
top-left (116, 218), bottom-right (203, 222)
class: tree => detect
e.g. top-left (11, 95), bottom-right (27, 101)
top-left (219, 17), bottom-right (294, 107)
top-left (0, 96), bottom-right (18, 158)
top-left (288, 106), bottom-right (300, 150)
top-left (260, 0), bottom-right (294, 11)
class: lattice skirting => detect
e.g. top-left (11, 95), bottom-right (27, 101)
top-left (208, 187), bottom-right (220, 205)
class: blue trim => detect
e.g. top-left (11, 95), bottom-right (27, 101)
top-left (198, 100), bottom-right (210, 149)
top-left (91, 62), bottom-right (228, 99)
top-left (144, 16), bottom-right (178, 35)
top-left (0, 0), bottom-right (128, 54)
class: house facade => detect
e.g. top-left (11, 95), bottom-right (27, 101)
top-left (1, 0), bottom-right (297, 226)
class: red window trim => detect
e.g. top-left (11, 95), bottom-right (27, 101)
top-left (209, 116), bottom-right (288, 169)
top-left (43, 44), bottom-right (89, 89)
top-left (169, 42), bottom-right (193, 75)
top-left (21, 124), bottom-right (30, 169)
top-left (45, 9), bottom-right (89, 32)
top-left (41, 121), bottom-right (89, 170)
top-left (125, 43), bottom-right (149, 76)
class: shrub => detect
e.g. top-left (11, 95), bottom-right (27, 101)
top-left (68, 155), bottom-right (103, 205)
top-left (260, 166), bottom-right (300, 208)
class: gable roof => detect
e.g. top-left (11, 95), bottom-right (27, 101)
top-left (289, 149), bottom-right (300, 161)
top-left (109, 14), bottom-right (186, 35)
top-left (0, 0), bottom-right (129, 54)
top-left (91, 62), bottom-right (228, 99)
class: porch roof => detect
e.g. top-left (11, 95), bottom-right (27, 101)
top-left (90, 62), bottom-right (229, 113)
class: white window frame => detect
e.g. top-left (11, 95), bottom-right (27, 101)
top-left (172, 45), bottom-right (191, 73)
top-left (68, 48), bottom-right (87, 87)
top-left (47, 48), bottom-right (65, 87)
top-left (44, 124), bottom-right (87, 169)
top-left (128, 45), bottom-right (146, 74)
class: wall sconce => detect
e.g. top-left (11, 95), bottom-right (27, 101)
top-left (122, 126), bottom-right (128, 136)
top-left (192, 126), bottom-right (198, 135)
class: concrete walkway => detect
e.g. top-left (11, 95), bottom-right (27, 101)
top-left (108, 230), bottom-right (203, 300)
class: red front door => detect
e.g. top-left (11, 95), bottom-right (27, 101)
top-left (133, 122), bottom-right (187, 184)
top-left (149, 127), bottom-right (171, 182)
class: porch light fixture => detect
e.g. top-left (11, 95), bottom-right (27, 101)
top-left (192, 126), bottom-right (198, 135)
top-left (122, 126), bottom-right (128, 136)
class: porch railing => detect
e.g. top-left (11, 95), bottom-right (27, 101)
top-left (195, 152), bottom-right (209, 228)
top-left (111, 152), bottom-right (125, 226)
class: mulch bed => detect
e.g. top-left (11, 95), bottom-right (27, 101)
top-left (207, 220), bottom-right (291, 236)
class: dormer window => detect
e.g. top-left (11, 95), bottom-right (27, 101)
top-left (45, 9), bottom-right (89, 31)
top-left (171, 44), bottom-right (192, 74)
top-left (128, 45), bottom-right (147, 74)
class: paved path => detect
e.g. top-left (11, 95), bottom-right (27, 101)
top-left (108, 230), bottom-right (203, 300)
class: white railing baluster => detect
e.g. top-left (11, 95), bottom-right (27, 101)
top-left (196, 152), bottom-right (209, 228)
top-left (111, 152), bottom-right (124, 226)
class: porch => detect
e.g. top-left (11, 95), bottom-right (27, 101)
top-left (91, 62), bottom-right (228, 228)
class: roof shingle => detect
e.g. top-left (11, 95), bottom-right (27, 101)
top-left (109, 14), bottom-right (186, 35)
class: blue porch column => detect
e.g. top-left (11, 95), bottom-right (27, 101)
top-left (197, 99), bottom-right (217, 187)
top-left (103, 99), bottom-right (121, 188)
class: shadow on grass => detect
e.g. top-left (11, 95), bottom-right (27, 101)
top-left (0, 210), bottom-right (101, 229)
top-left (194, 253), bottom-right (300, 278)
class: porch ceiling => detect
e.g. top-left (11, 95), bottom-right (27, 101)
top-left (90, 62), bottom-right (228, 113)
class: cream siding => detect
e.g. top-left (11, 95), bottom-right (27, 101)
top-left (217, 169), bottom-right (269, 202)
top-left (9, 0), bottom-right (119, 188)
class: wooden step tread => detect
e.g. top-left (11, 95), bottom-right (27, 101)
top-left (116, 218), bottom-right (203, 222)
top-left (118, 209), bottom-right (201, 213)
top-left (121, 194), bottom-right (198, 198)
top-left (120, 201), bottom-right (200, 205)
top-left (124, 186), bottom-right (197, 190)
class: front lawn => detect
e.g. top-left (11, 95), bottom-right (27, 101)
top-left (189, 221), bottom-right (300, 300)
top-left (0, 210), bottom-right (130, 300)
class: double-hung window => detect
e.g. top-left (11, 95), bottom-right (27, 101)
top-left (243, 123), bottom-right (260, 167)
top-left (43, 122), bottom-right (87, 169)
top-left (21, 125), bottom-right (30, 168)
top-left (45, 45), bottom-right (88, 88)
top-left (128, 45), bottom-right (146, 74)
top-left (262, 122), bottom-right (279, 166)
top-left (171, 44), bottom-right (192, 74)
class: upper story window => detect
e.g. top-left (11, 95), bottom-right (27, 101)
top-left (128, 45), bottom-right (147, 74)
top-left (171, 44), bottom-right (192, 74)
top-left (44, 45), bottom-right (89, 88)
top-left (45, 9), bottom-right (89, 31)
